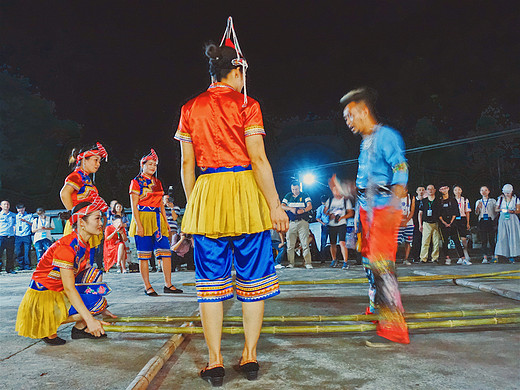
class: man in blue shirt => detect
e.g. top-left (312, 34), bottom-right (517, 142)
top-left (315, 195), bottom-right (330, 262)
top-left (339, 87), bottom-right (409, 347)
top-left (0, 200), bottom-right (17, 274)
top-left (15, 204), bottom-right (34, 270)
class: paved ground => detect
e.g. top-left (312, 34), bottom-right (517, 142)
top-left (1, 261), bottom-right (519, 390)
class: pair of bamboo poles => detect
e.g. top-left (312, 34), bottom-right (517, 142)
top-left (103, 270), bottom-right (520, 334)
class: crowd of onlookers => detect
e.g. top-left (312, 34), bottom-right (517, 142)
top-left (0, 190), bottom-right (194, 274)
top-left (271, 181), bottom-right (520, 269)
top-left (1, 181), bottom-right (518, 274)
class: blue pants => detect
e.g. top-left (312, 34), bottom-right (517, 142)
top-left (193, 231), bottom-right (280, 302)
top-left (0, 236), bottom-right (15, 272)
top-left (15, 235), bottom-right (32, 270)
top-left (34, 239), bottom-right (52, 261)
top-left (320, 224), bottom-right (329, 259)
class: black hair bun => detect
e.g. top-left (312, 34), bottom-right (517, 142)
top-left (205, 43), bottom-right (221, 60)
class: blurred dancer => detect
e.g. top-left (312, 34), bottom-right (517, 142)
top-left (339, 87), bottom-right (409, 347)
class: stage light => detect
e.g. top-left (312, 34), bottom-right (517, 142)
top-left (302, 173), bottom-right (316, 186)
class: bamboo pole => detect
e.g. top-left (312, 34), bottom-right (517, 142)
top-left (104, 316), bottom-right (520, 335)
top-left (181, 270), bottom-right (520, 286)
top-left (414, 270), bottom-right (520, 301)
top-left (104, 307), bottom-right (520, 324)
top-left (126, 322), bottom-right (191, 390)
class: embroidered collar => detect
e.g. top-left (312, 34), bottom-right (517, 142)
top-left (208, 82), bottom-right (236, 91)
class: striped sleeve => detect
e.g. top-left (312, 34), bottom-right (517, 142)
top-left (64, 172), bottom-right (82, 191)
top-left (52, 245), bottom-right (75, 270)
top-left (129, 179), bottom-right (140, 195)
top-left (174, 104), bottom-right (193, 143)
top-left (244, 100), bottom-right (266, 137)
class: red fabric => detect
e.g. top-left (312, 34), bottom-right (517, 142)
top-left (64, 169), bottom-right (99, 207)
top-left (224, 38), bottom-right (235, 49)
top-left (129, 175), bottom-right (164, 207)
top-left (32, 232), bottom-right (89, 291)
top-left (359, 206), bottom-right (409, 344)
top-left (176, 83), bottom-right (265, 168)
top-left (103, 225), bottom-right (126, 270)
top-left (359, 207), bottom-right (400, 262)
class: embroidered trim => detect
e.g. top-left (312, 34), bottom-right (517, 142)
top-left (244, 126), bottom-right (266, 137)
top-left (392, 162), bottom-right (408, 173)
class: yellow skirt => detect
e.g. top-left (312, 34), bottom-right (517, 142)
top-left (15, 289), bottom-right (71, 339)
top-left (129, 211), bottom-right (169, 237)
top-left (182, 170), bottom-right (272, 238)
top-left (63, 220), bottom-right (103, 248)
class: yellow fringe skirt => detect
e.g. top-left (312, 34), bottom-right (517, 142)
top-left (182, 169), bottom-right (272, 238)
top-left (63, 220), bottom-right (103, 248)
top-left (128, 210), bottom-right (169, 237)
top-left (15, 289), bottom-right (70, 339)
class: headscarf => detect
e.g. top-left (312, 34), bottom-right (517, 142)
top-left (76, 142), bottom-right (108, 166)
top-left (70, 195), bottom-right (108, 226)
top-left (140, 149), bottom-right (159, 169)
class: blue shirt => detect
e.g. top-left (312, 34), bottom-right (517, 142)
top-left (0, 211), bottom-right (16, 236)
top-left (356, 125), bottom-right (408, 209)
top-left (315, 204), bottom-right (330, 225)
top-left (15, 212), bottom-right (33, 237)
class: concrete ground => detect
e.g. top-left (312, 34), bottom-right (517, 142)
top-left (1, 261), bottom-right (519, 390)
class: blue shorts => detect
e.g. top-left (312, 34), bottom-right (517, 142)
top-left (193, 230), bottom-right (280, 303)
top-left (134, 235), bottom-right (171, 261)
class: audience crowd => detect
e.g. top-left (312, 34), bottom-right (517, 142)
top-left (1, 181), bottom-right (518, 274)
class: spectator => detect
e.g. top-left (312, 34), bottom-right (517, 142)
top-left (438, 185), bottom-right (468, 265)
top-left (495, 184), bottom-right (520, 262)
top-left (398, 194), bottom-right (415, 265)
top-left (315, 194), bottom-right (330, 262)
top-left (453, 185), bottom-right (472, 263)
top-left (475, 186), bottom-right (498, 263)
top-left (32, 208), bottom-right (55, 262)
top-left (324, 183), bottom-right (354, 269)
top-left (0, 200), bottom-right (16, 274)
top-left (271, 230), bottom-right (286, 269)
top-left (15, 204), bottom-right (34, 270)
top-left (171, 232), bottom-right (194, 271)
top-left (282, 181), bottom-right (313, 269)
top-left (103, 215), bottom-right (128, 273)
top-left (410, 186), bottom-right (426, 263)
top-left (106, 199), bottom-right (118, 223)
top-left (418, 185), bottom-right (441, 263)
top-left (109, 202), bottom-right (130, 229)
top-left (162, 194), bottom-right (180, 238)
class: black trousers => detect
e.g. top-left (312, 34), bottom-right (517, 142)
top-left (478, 219), bottom-right (496, 257)
top-left (0, 236), bottom-right (15, 272)
top-left (439, 224), bottom-right (464, 259)
top-left (410, 226), bottom-right (422, 261)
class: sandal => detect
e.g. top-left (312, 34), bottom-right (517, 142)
top-left (239, 359), bottom-right (259, 381)
top-left (144, 287), bottom-right (159, 296)
top-left (200, 364), bottom-right (225, 387)
top-left (163, 285), bottom-right (183, 294)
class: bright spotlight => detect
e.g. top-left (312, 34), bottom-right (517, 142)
top-left (302, 173), bottom-right (316, 186)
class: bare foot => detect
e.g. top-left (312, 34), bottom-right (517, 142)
top-left (101, 309), bottom-right (118, 319)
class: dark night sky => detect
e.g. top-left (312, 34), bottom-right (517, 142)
top-left (1, 1), bottom-right (519, 200)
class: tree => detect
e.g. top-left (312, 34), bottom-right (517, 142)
top-left (0, 70), bottom-right (81, 209)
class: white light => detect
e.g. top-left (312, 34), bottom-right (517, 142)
top-left (302, 173), bottom-right (316, 186)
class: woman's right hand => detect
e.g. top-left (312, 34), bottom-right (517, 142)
top-left (136, 225), bottom-right (144, 237)
top-left (86, 318), bottom-right (109, 337)
top-left (271, 205), bottom-right (289, 233)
